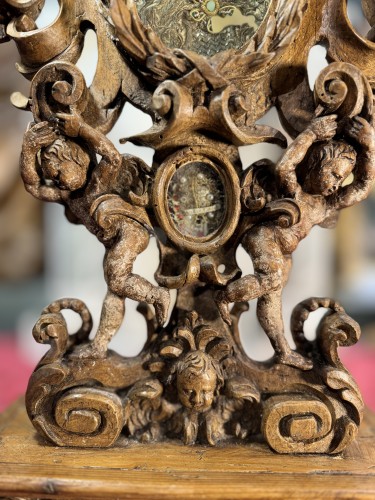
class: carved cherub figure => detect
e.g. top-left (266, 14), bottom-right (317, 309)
top-left (176, 350), bottom-right (222, 414)
top-left (171, 350), bottom-right (260, 445)
top-left (216, 114), bottom-right (375, 370)
top-left (20, 114), bottom-right (170, 357)
top-left (172, 350), bottom-right (224, 444)
top-left (161, 311), bottom-right (260, 445)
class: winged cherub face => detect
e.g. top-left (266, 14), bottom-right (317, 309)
top-left (177, 365), bottom-right (217, 412)
top-left (176, 350), bottom-right (220, 412)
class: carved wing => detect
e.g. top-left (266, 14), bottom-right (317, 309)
top-left (215, 0), bottom-right (307, 80)
top-left (111, 0), bottom-right (191, 82)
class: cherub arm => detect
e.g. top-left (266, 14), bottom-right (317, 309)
top-left (56, 112), bottom-right (122, 170)
top-left (20, 122), bottom-right (62, 203)
top-left (330, 117), bottom-right (375, 210)
top-left (56, 111), bottom-right (151, 199)
top-left (275, 115), bottom-right (337, 196)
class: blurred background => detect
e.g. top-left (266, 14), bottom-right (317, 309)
top-left (0, 0), bottom-right (374, 412)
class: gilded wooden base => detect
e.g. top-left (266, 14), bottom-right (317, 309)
top-left (0, 399), bottom-right (374, 500)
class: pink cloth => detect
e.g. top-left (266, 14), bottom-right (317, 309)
top-left (340, 344), bottom-right (375, 412)
top-left (0, 336), bottom-right (34, 412)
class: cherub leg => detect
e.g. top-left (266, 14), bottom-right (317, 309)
top-left (257, 291), bottom-right (313, 370)
top-left (215, 226), bottom-right (312, 369)
top-left (215, 226), bottom-right (281, 324)
top-left (254, 252), bottom-right (312, 369)
top-left (88, 291), bottom-right (125, 357)
top-left (89, 218), bottom-right (170, 357)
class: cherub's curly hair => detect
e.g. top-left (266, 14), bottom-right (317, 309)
top-left (297, 139), bottom-right (357, 191)
top-left (309, 140), bottom-right (356, 167)
top-left (42, 138), bottom-right (90, 168)
top-left (174, 350), bottom-right (224, 390)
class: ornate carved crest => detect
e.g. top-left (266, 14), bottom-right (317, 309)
top-left (2, 0), bottom-right (375, 454)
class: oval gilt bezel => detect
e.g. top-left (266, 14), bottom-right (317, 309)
top-left (152, 146), bottom-right (241, 254)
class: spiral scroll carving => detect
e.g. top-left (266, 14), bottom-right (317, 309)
top-left (32, 298), bottom-right (93, 364)
top-left (153, 80), bottom-right (193, 118)
top-left (30, 62), bottom-right (88, 123)
top-left (33, 387), bottom-right (124, 448)
top-left (262, 394), bottom-right (338, 454)
top-left (290, 297), bottom-right (361, 367)
top-left (41, 298), bottom-right (93, 343)
top-left (261, 298), bottom-right (364, 454)
top-left (317, 310), bottom-right (361, 370)
top-left (314, 62), bottom-right (373, 120)
top-left (209, 85), bottom-right (287, 147)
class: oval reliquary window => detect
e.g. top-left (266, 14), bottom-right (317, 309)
top-left (153, 147), bottom-right (241, 254)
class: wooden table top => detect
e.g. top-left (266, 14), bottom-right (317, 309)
top-left (0, 399), bottom-right (374, 499)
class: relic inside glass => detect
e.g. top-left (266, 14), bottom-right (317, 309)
top-left (167, 161), bottom-right (226, 238)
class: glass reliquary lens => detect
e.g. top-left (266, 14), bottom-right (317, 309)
top-left (167, 161), bottom-right (226, 238)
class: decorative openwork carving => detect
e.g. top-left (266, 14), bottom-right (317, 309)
top-left (2, 0), bottom-right (374, 453)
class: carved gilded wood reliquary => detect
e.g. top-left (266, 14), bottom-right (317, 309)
top-left (1, 0), bottom-right (375, 453)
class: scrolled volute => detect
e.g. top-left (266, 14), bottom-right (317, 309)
top-left (241, 159), bottom-right (275, 213)
top-left (317, 311), bottom-right (361, 370)
top-left (290, 297), bottom-right (345, 353)
top-left (42, 298), bottom-right (93, 343)
top-left (314, 62), bottom-right (373, 121)
top-left (33, 298), bottom-right (93, 365)
top-left (32, 313), bottom-right (68, 366)
top-left (209, 85), bottom-right (287, 147)
top-left (139, 81), bottom-right (288, 149)
top-left (30, 61), bottom-right (89, 123)
top-left (34, 387), bottom-right (124, 447)
top-left (262, 393), bottom-right (335, 454)
top-left (153, 80), bottom-right (194, 118)
top-left (126, 80), bottom-right (205, 150)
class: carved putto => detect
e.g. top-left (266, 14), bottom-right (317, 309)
top-left (2, 0), bottom-right (375, 454)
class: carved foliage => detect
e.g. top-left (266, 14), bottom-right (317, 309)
top-left (25, 297), bottom-right (364, 451)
